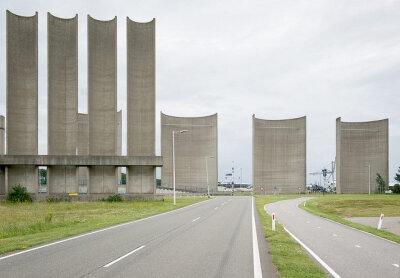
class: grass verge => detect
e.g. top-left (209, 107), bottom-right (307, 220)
top-left (301, 194), bottom-right (400, 244)
top-left (0, 196), bottom-right (206, 255)
top-left (255, 195), bottom-right (328, 278)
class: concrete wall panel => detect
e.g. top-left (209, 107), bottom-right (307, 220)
top-left (252, 115), bottom-right (306, 194)
top-left (6, 11), bottom-right (38, 193)
top-left (336, 118), bottom-right (388, 193)
top-left (47, 13), bottom-right (78, 194)
top-left (126, 18), bottom-right (156, 194)
top-left (161, 113), bottom-right (218, 192)
top-left (88, 16), bottom-right (117, 194)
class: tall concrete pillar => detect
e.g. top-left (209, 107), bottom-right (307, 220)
top-left (77, 113), bottom-right (89, 192)
top-left (0, 115), bottom-right (5, 195)
top-left (47, 13), bottom-right (78, 194)
top-left (126, 18), bottom-right (156, 195)
top-left (88, 16), bottom-right (118, 194)
top-left (6, 11), bottom-right (38, 194)
top-left (116, 110), bottom-right (122, 184)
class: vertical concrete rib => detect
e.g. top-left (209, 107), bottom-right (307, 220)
top-left (88, 15), bottom-right (118, 194)
top-left (336, 117), bottom-right (389, 193)
top-left (126, 18), bottom-right (156, 194)
top-left (252, 115), bottom-right (306, 194)
top-left (77, 113), bottom-right (89, 192)
top-left (161, 113), bottom-right (218, 192)
top-left (0, 116), bottom-right (5, 195)
top-left (47, 13), bottom-right (78, 194)
top-left (6, 10), bottom-right (38, 193)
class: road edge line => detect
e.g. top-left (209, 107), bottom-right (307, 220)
top-left (0, 197), bottom-right (213, 261)
top-left (283, 226), bottom-right (341, 278)
top-left (252, 197), bottom-right (263, 278)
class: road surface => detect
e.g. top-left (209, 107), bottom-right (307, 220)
top-left (265, 197), bottom-right (400, 278)
top-left (0, 196), bottom-right (276, 278)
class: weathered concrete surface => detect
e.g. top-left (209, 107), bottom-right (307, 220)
top-left (0, 116), bottom-right (4, 194)
top-left (0, 155), bottom-right (163, 166)
top-left (345, 216), bottom-right (400, 236)
top-left (116, 110), bottom-right (122, 183)
top-left (88, 15), bottom-right (118, 194)
top-left (47, 13), bottom-right (79, 194)
top-left (161, 113), bottom-right (218, 192)
top-left (253, 115), bottom-right (306, 194)
top-left (6, 11), bottom-right (38, 194)
top-left (127, 18), bottom-right (156, 194)
top-left (77, 113), bottom-right (89, 189)
top-left (336, 118), bottom-right (389, 193)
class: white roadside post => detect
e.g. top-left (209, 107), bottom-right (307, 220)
top-left (377, 213), bottom-right (384, 230)
top-left (272, 213), bottom-right (276, 231)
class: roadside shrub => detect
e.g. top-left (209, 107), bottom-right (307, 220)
top-left (106, 194), bottom-right (123, 202)
top-left (393, 184), bottom-right (400, 194)
top-left (46, 197), bottom-right (62, 203)
top-left (7, 185), bottom-right (32, 203)
top-left (44, 212), bottom-right (53, 223)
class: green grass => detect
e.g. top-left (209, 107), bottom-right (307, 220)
top-left (255, 195), bottom-right (328, 278)
top-left (0, 196), bottom-right (206, 255)
top-left (301, 194), bottom-right (400, 244)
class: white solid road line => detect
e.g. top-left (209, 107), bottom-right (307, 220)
top-left (103, 245), bottom-right (146, 268)
top-left (192, 217), bottom-right (201, 222)
top-left (0, 198), bottom-right (214, 261)
top-left (393, 264), bottom-right (399, 268)
top-left (284, 227), bottom-right (341, 278)
top-left (252, 197), bottom-right (262, 278)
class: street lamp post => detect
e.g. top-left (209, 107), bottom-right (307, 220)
top-left (172, 129), bottom-right (188, 206)
top-left (205, 156), bottom-right (214, 198)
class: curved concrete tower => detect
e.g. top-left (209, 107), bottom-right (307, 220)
top-left (161, 113), bottom-right (218, 192)
top-left (253, 115), bottom-right (306, 194)
top-left (336, 118), bottom-right (388, 193)
top-left (47, 13), bottom-right (78, 194)
top-left (88, 15), bottom-right (118, 194)
top-left (126, 18), bottom-right (156, 195)
top-left (6, 10), bottom-right (38, 194)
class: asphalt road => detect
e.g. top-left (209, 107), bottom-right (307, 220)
top-left (0, 196), bottom-right (276, 278)
top-left (265, 197), bottom-right (400, 278)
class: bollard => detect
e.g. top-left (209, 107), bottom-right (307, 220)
top-left (272, 213), bottom-right (276, 231)
top-left (377, 213), bottom-right (384, 230)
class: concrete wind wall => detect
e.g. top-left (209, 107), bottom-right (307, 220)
top-left (161, 113), bottom-right (218, 192)
top-left (88, 15), bottom-right (118, 194)
top-left (6, 11), bottom-right (38, 194)
top-left (336, 118), bottom-right (389, 193)
top-left (253, 115), bottom-right (306, 194)
top-left (0, 116), bottom-right (4, 194)
top-left (126, 18), bottom-right (156, 194)
top-left (47, 13), bottom-right (78, 194)
top-left (77, 113), bottom-right (89, 191)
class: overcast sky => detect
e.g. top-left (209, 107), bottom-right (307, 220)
top-left (0, 0), bottom-right (399, 184)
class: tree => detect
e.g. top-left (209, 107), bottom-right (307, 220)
top-left (395, 167), bottom-right (400, 183)
top-left (376, 173), bottom-right (386, 193)
top-left (393, 184), bottom-right (400, 194)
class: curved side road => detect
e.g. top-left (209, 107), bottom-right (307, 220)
top-left (264, 197), bottom-right (400, 278)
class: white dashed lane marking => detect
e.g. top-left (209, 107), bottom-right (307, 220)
top-left (355, 245), bottom-right (361, 248)
top-left (192, 217), bottom-right (200, 222)
top-left (392, 264), bottom-right (399, 268)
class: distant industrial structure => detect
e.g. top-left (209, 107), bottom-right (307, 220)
top-left (336, 117), bottom-right (389, 193)
top-left (0, 11), bottom-right (160, 200)
top-left (161, 113), bottom-right (218, 192)
top-left (253, 115), bottom-right (306, 194)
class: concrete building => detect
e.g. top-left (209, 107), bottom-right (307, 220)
top-left (336, 118), bottom-right (389, 193)
top-left (253, 115), bottom-right (306, 194)
top-left (161, 113), bottom-right (218, 192)
top-left (88, 15), bottom-right (118, 194)
top-left (47, 13), bottom-right (78, 194)
top-left (126, 18), bottom-right (156, 195)
top-left (6, 11), bottom-right (38, 194)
